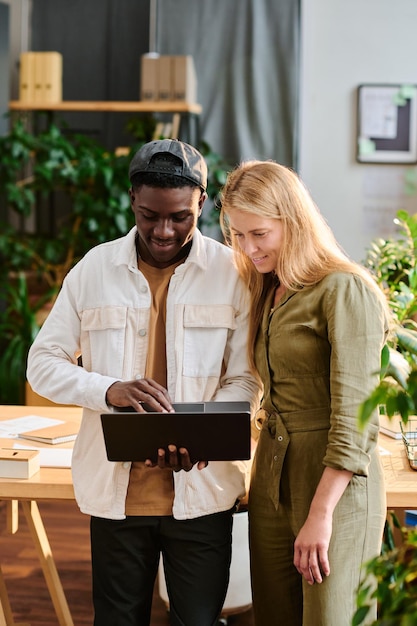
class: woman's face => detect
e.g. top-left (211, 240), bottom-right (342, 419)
top-left (227, 210), bottom-right (283, 274)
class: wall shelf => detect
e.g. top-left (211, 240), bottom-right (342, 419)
top-left (9, 100), bottom-right (202, 114)
top-left (9, 100), bottom-right (202, 144)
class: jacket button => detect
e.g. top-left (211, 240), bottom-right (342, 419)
top-left (277, 435), bottom-right (283, 442)
top-left (122, 462), bottom-right (130, 470)
top-left (139, 329), bottom-right (146, 336)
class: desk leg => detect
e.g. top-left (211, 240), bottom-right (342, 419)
top-left (21, 501), bottom-right (74, 626)
top-left (0, 565), bottom-right (29, 626)
top-left (0, 565), bottom-right (14, 626)
top-left (6, 502), bottom-right (19, 535)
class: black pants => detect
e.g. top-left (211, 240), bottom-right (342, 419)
top-left (90, 509), bottom-right (234, 626)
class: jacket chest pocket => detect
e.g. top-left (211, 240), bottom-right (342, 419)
top-left (80, 307), bottom-right (127, 376)
top-left (182, 304), bottom-right (236, 377)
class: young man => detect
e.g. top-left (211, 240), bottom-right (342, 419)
top-left (27, 139), bottom-right (260, 626)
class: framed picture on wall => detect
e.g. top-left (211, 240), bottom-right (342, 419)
top-left (356, 84), bottom-right (417, 164)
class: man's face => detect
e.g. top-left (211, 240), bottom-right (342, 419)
top-left (129, 184), bottom-right (206, 268)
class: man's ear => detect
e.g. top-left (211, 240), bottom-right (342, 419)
top-left (198, 191), bottom-right (208, 216)
top-left (128, 187), bottom-right (135, 207)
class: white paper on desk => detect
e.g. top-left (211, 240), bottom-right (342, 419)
top-left (379, 446), bottom-right (392, 456)
top-left (0, 416), bottom-right (64, 438)
top-left (13, 443), bottom-right (73, 468)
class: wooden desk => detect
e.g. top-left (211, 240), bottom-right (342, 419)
top-left (0, 407), bottom-right (415, 626)
top-left (0, 405), bottom-right (82, 626)
top-left (379, 433), bottom-right (417, 509)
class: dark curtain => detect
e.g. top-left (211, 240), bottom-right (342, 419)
top-left (30, 0), bottom-right (299, 165)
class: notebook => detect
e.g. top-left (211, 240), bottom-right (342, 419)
top-left (100, 401), bottom-right (251, 463)
top-left (18, 421), bottom-right (79, 445)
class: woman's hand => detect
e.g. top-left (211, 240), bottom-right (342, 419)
top-left (293, 466), bottom-right (353, 585)
top-left (293, 513), bottom-right (332, 584)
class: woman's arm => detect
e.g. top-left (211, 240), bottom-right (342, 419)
top-left (293, 466), bottom-right (353, 585)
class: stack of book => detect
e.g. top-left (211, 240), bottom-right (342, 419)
top-left (19, 51), bottom-right (63, 104)
top-left (140, 54), bottom-right (197, 104)
top-left (18, 421), bottom-right (79, 445)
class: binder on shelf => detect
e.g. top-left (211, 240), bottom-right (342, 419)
top-left (41, 52), bottom-right (63, 103)
top-left (140, 54), bottom-right (197, 104)
top-left (19, 51), bottom-right (63, 104)
top-left (173, 55), bottom-right (197, 103)
top-left (33, 53), bottom-right (44, 103)
top-left (140, 53), bottom-right (160, 101)
top-left (19, 52), bottom-right (36, 102)
top-left (171, 112), bottom-right (181, 138)
top-left (152, 114), bottom-right (181, 140)
top-left (158, 55), bottom-right (173, 101)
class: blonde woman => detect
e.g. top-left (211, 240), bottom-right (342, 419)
top-left (220, 160), bottom-right (389, 626)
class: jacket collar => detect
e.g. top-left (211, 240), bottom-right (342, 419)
top-left (114, 226), bottom-right (208, 272)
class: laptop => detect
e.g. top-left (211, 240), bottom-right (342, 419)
top-left (100, 401), bottom-right (251, 463)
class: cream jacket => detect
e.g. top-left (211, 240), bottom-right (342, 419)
top-left (27, 227), bottom-right (260, 520)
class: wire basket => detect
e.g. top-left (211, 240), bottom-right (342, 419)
top-left (400, 419), bottom-right (417, 471)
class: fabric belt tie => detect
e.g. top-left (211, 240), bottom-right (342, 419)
top-left (254, 407), bottom-right (330, 510)
top-left (260, 406), bottom-right (330, 438)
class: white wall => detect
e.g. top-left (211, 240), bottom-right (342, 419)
top-left (299, 0), bottom-right (417, 262)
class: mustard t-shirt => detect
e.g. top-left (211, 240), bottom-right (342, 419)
top-left (125, 257), bottom-right (183, 516)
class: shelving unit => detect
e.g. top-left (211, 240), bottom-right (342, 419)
top-left (9, 100), bottom-right (202, 144)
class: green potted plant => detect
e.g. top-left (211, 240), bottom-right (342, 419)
top-left (359, 210), bottom-right (417, 426)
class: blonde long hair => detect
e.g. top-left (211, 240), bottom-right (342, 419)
top-left (220, 160), bottom-right (388, 368)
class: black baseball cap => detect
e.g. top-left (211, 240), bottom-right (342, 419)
top-left (129, 139), bottom-right (207, 191)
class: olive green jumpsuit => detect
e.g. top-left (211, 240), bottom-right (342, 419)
top-left (249, 272), bottom-right (388, 626)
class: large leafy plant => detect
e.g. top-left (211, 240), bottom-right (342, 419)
top-left (359, 210), bottom-right (417, 426)
top-left (0, 119), bottom-right (137, 291)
